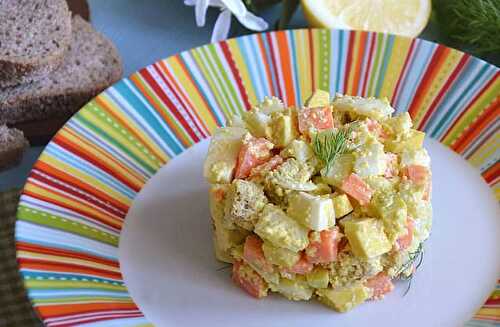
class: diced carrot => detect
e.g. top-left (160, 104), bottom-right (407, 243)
top-left (243, 235), bottom-right (274, 274)
top-left (234, 136), bottom-right (274, 179)
top-left (396, 218), bottom-right (415, 251)
top-left (365, 119), bottom-right (388, 141)
top-left (365, 272), bottom-right (394, 300)
top-left (402, 165), bottom-right (429, 186)
top-left (340, 173), bottom-right (373, 205)
top-left (305, 228), bottom-right (341, 264)
top-left (281, 253), bottom-right (313, 275)
top-left (298, 107), bottom-right (334, 134)
top-left (211, 188), bottom-right (226, 202)
top-left (232, 261), bottom-right (268, 298)
top-left (384, 153), bottom-right (398, 178)
top-left (249, 155), bottom-right (283, 177)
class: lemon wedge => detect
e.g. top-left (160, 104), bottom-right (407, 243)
top-left (301, 0), bottom-right (431, 37)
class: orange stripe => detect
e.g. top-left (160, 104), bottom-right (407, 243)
top-left (276, 31), bottom-right (296, 105)
top-left (38, 303), bottom-right (139, 317)
top-left (351, 31), bottom-right (368, 95)
top-left (20, 260), bottom-right (122, 280)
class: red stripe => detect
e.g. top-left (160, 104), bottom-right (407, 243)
top-left (257, 34), bottom-right (276, 96)
top-left (17, 242), bottom-right (120, 268)
top-left (51, 134), bottom-right (140, 193)
top-left (220, 41), bottom-right (251, 110)
top-left (391, 39), bottom-right (416, 104)
top-left (482, 162), bottom-right (500, 184)
top-left (30, 170), bottom-right (125, 219)
top-left (419, 54), bottom-right (470, 128)
top-left (464, 125), bottom-right (498, 160)
top-left (152, 63), bottom-right (208, 139)
top-left (343, 31), bottom-right (355, 94)
top-left (266, 33), bottom-right (283, 100)
top-left (141, 69), bottom-right (200, 142)
top-left (308, 29), bottom-right (315, 90)
top-left (361, 33), bottom-right (377, 96)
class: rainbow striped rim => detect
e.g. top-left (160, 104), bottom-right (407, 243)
top-left (15, 29), bottom-right (499, 326)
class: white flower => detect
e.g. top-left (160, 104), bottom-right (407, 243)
top-left (184, 0), bottom-right (269, 43)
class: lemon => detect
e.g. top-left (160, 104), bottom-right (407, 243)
top-left (301, 0), bottom-right (431, 37)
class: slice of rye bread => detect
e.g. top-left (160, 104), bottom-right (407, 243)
top-left (0, 0), bottom-right (72, 87)
top-left (0, 16), bottom-right (123, 125)
top-left (0, 125), bottom-right (29, 171)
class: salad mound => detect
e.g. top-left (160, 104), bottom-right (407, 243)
top-left (204, 91), bottom-right (432, 312)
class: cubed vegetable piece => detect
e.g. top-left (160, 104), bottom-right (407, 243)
top-left (316, 284), bottom-right (372, 312)
top-left (306, 267), bottom-right (330, 289)
top-left (402, 165), bottom-right (430, 186)
top-left (224, 180), bottom-right (267, 230)
top-left (232, 261), bottom-right (268, 298)
top-left (371, 192), bottom-right (407, 243)
top-left (254, 204), bottom-right (309, 252)
top-left (332, 94), bottom-right (394, 121)
top-left (396, 218), bottom-right (415, 251)
top-left (386, 130), bottom-right (425, 153)
top-left (322, 153), bottom-right (354, 187)
top-left (213, 234), bottom-right (233, 263)
top-left (354, 139), bottom-right (387, 177)
top-left (384, 153), bottom-right (398, 178)
top-left (243, 111), bottom-right (271, 137)
top-left (275, 276), bottom-right (313, 301)
top-left (234, 135), bottom-right (274, 179)
top-left (331, 194), bottom-right (353, 218)
top-left (262, 241), bottom-right (300, 268)
top-left (340, 173), bottom-right (373, 206)
top-left (305, 228), bottom-right (341, 264)
top-left (383, 112), bottom-right (413, 135)
top-left (298, 107), bottom-right (334, 134)
top-left (343, 218), bottom-right (391, 259)
top-left (209, 184), bottom-right (228, 223)
top-left (213, 222), bottom-right (248, 263)
top-left (400, 148), bottom-right (431, 168)
top-left (243, 235), bottom-right (274, 274)
top-left (281, 253), bottom-right (313, 275)
top-left (269, 113), bottom-right (297, 147)
top-left (250, 155), bottom-right (283, 178)
top-left (280, 139), bottom-right (314, 162)
top-left (204, 127), bottom-right (247, 183)
top-left (365, 272), bottom-right (394, 300)
top-left (260, 96), bottom-right (285, 115)
top-left (305, 89), bottom-right (330, 108)
top-left (365, 119), bottom-right (388, 140)
top-left (288, 192), bottom-right (335, 231)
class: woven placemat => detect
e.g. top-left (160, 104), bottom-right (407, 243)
top-left (0, 189), bottom-right (42, 327)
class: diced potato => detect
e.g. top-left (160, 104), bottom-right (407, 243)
top-left (203, 127), bottom-right (246, 183)
top-left (332, 94), bottom-right (394, 121)
top-left (371, 192), bottom-right (407, 243)
top-left (401, 148), bottom-right (430, 168)
top-left (308, 183), bottom-right (332, 196)
top-left (228, 114), bottom-right (245, 128)
top-left (224, 180), bottom-right (268, 230)
top-left (243, 110), bottom-right (271, 137)
top-left (353, 139), bottom-right (387, 177)
top-left (269, 113), bottom-right (297, 147)
top-left (262, 241), bottom-right (300, 268)
top-left (259, 96), bottom-right (285, 115)
top-left (275, 276), bottom-right (313, 301)
top-left (280, 139), bottom-right (315, 162)
top-left (316, 284), bottom-right (372, 312)
top-left (288, 192), bottom-right (335, 231)
top-left (398, 180), bottom-right (426, 217)
top-left (213, 234), bottom-right (233, 263)
top-left (209, 184), bottom-right (229, 223)
top-left (306, 267), bottom-right (330, 289)
top-left (385, 129), bottom-right (425, 153)
top-left (305, 89), bottom-right (330, 108)
top-left (254, 204), bottom-right (309, 252)
top-left (343, 218), bottom-right (391, 258)
top-left (322, 153), bottom-right (354, 187)
top-left (383, 112), bottom-right (412, 135)
top-left (331, 194), bottom-right (353, 218)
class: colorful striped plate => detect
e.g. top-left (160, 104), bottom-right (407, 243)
top-left (15, 29), bottom-right (499, 326)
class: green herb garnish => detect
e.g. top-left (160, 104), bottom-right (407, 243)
top-left (396, 242), bottom-right (425, 296)
top-left (312, 127), bottom-right (352, 175)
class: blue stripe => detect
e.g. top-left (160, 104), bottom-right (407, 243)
top-left (22, 271), bottom-right (124, 285)
top-left (289, 31), bottom-right (302, 106)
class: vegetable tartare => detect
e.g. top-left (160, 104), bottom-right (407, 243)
top-left (204, 90), bottom-right (432, 312)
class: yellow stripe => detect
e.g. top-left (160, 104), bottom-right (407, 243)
top-left (26, 280), bottom-right (127, 291)
top-left (467, 132), bottom-right (499, 168)
top-left (18, 251), bottom-right (121, 273)
top-left (295, 30), bottom-right (312, 103)
top-left (346, 32), bottom-right (361, 95)
top-left (24, 182), bottom-right (122, 228)
top-left (165, 57), bottom-right (219, 134)
top-left (379, 37), bottom-right (412, 99)
top-left (40, 151), bottom-right (132, 206)
top-left (227, 38), bottom-right (258, 107)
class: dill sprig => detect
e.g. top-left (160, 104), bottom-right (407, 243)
top-left (396, 243), bottom-right (425, 296)
top-left (434, 0), bottom-right (500, 55)
top-left (312, 127), bottom-right (352, 175)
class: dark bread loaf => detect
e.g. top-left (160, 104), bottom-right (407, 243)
top-left (0, 16), bottom-right (123, 125)
top-left (0, 125), bottom-right (29, 171)
top-left (0, 0), bottom-right (72, 87)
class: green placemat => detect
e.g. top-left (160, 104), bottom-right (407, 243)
top-left (0, 189), bottom-right (41, 327)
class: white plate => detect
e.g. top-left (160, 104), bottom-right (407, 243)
top-left (119, 138), bottom-right (500, 327)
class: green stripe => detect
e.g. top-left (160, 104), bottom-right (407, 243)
top-left (25, 280), bottom-right (128, 291)
top-left (367, 34), bottom-right (385, 96)
top-left (32, 297), bottom-right (133, 304)
top-left (318, 30), bottom-right (331, 91)
top-left (18, 206), bottom-right (118, 246)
